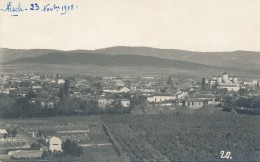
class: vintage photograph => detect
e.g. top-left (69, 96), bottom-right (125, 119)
top-left (0, 0), bottom-right (259, 161)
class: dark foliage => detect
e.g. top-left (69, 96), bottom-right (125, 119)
top-left (62, 139), bottom-right (83, 157)
top-left (7, 128), bottom-right (17, 137)
top-left (101, 113), bottom-right (260, 162)
top-left (30, 142), bottom-right (41, 150)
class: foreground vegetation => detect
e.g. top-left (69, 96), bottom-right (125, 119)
top-left (101, 112), bottom-right (260, 162)
top-left (0, 116), bottom-right (120, 162)
top-left (1, 110), bottom-right (259, 162)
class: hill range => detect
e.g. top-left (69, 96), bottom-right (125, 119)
top-left (0, 47), bottom-right (259, 77)
top-left (1, 46), bottom-right (260, 70)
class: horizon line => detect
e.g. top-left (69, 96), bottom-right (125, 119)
top-left (0, 46), bottom-right (259, 53)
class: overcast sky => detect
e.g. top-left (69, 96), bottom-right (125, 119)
top-left (0, 0), bottom-right (260, 51)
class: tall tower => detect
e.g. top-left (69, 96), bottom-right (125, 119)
top-left (217, 76), bottom-right (222, 84)
top-left (202, 78), bottom-right (208, 90)
top-left (233, 77), bottom-right (238, 83)
top-left (223, 72), bottom-right (228, 82)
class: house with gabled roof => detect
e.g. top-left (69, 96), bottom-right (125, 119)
top-left (147, 93), bottom-right (176, 103)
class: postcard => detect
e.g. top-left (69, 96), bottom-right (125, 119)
top-left (0, 0), bottom-right (259, 161)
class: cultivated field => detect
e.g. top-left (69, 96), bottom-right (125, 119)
top-left (0, 116), bottom-right (120, 162)
top-left (101, 112), bottom-right (260, 162)
top-left (1, 112), bottom-right (259, 162)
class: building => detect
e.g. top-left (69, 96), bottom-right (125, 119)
top-left (147, 93), bottom-right (176, 103)
top-left (193, 93), bottom-right (221, 106)
top-left (118, 99), bottom-right (131, 107)
top-left (103, 87), bottom-right (130, 93)
top-left (0, 129), bottom-right (8, 138)
top-left (48, 136), bottom-right (62, 152)
top-left (8, 150), bottom-right (44, 159)
top-left (114, 79), bottom-right (125, 86)
top-left (97, 98), bottom-right (114, 108)
top-left (32, 85), bottom-right (42, 90)
top-left (58, 79), bottom-right (65, 85)
top-left (175, 91), bottom-right (189, 100)
top-left (207, 72), bottom-right (240, 92)
top-left (117, 87), bottom-right (130, 93)
top-left (182, 98), bottom-right (208, 109)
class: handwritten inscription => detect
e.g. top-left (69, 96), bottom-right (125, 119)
top-left (220, 151), bottom-right (232, 160)
top-left (0, 2), bottom-right (79, 16)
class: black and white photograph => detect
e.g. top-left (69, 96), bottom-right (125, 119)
top-left (0, 0), bottom-right (259, 161)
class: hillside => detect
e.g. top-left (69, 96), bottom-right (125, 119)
top-left (95, 46), bottom-right (260, 70)
top-left (6, 53), bottom-right (219, 71)
top-left (0, 48), bottom-right (61, 63)
top-left (1, 47), bottom-right (260, 70)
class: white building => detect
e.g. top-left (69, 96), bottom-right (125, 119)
top-left (209, 72), bottom-right (240, 92)
top-left (139, 88), bottom-right (156, 93)
top-left (48, 136), bottom-right (62, 152)
top-left (118, 87), bottom-right (130, 93)
top-left (147, 93), bottom-right (176, 103)
top-left (114, 80), bottom-right (125, 87)
top-left (118, 99), bottom-right (131, 107)
top-left (0, 129), bottom-right (8, 138)
top-left (32, 85), bottom-right (42, 90)
top-left (175, 91), bottom-right (188, 99)
top-left (58, 79), bottom-right (65, 85)
top-left (103, 87), bottom-right (130, 93)
top-left (183, 98), bottom-right (207, 109)
top-left (97, 98), bottom-right (114, 108)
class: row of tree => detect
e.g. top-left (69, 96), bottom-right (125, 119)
top-left (0, 92), bottom-right (147, 118)
top-left (223, 96), bottom-right (260, 115)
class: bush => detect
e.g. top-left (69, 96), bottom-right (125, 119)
top-left (62, 139), bottom-right (83, 157)
top-left (30, 142), bottom-right (41, 150)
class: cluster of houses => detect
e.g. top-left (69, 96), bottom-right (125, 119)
top-left (0, 127), bottom-right (63, 159)
top-left (202, 72), bottom-right (259, 92)
top-left (0, 72), bottom-right (259, 111)
top-left (0, 74), bottom-right (193, 109)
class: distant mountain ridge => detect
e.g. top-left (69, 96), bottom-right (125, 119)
top-left (1, 47), bottom-right (260, 70)
top-left (94, 46), bottom-right (260, 70)
top-left (6, 52), bottom-right (220, 72)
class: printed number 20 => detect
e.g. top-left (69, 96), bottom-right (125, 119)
top-left (30, 3), bottom-right (40, 10)
top-left (220, 151), bottom-right (232, 159)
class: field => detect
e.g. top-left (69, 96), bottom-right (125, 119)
top-left (0, 116), bottom-right (121, 162)
top-left (0, 112), bottom-right (259, 162)
top-left (101, 112), bottom-right (260, 162)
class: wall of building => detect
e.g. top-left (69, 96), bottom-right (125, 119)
top-left (147, 96), bottom-right (176, 103)
top-left (183, 101), bottom-right (204, 109)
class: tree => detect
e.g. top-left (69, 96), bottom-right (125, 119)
top-left (236, 97), bottom-right (251, 108)
top-left (8, 90), bottom-right (17, 99)
top-left (27, 91), bottom-right (37, 100)
top-left (251, 97), bottom-right (260, 115)
top-left (79, 100), bottom-right (98, 114)
top-left (167, 76), bottom-right (173, 85)
top-left (30, 142), bottom-right (41, 150)
top-left (130, 95), bottom-right (147, 107)
top-left (62, 139), bottom-right (83, 157)
top-left (92, 82), bottom-right (102, 91)
top-left (19, 81), bottom-right (30, 87)
top-left (7, 128), bottom-right (17, 137)
top-left (64, 79), bottom-right (70, 97)
top-left (238, 88), bottom-right (246, 96)
top-left (56, 97), bottom-right (82, 114)
top-left (59, 87), bottom-right (64, 100)
top-left (223, 96), bottom-right (235, 112)
top-left (217, 88), bottom-right (228, 95)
